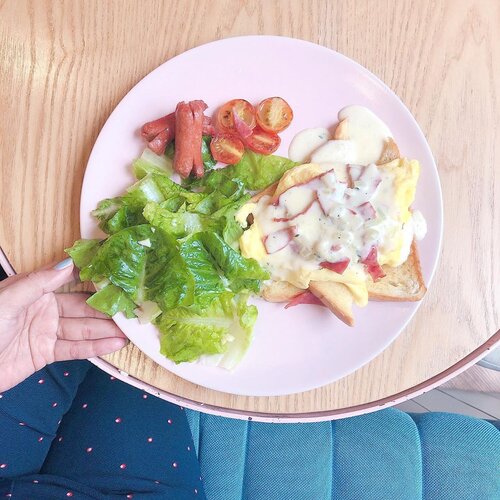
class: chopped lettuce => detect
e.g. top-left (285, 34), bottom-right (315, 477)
top-left (86, 283), bottom-right (137, 318)
top-left (197, 232), bottom-right (269, 292)
top-left (143, 202), bottom-right (221, 238)
top-left (157, 293), bottom-right (257, 367)
top-left (67, 225), bottom-right (195, 310)
top-left (201, 135), bottom-right (216, 171)
top-left (67, 145), bottom-right (278, 369)
top-left (179, 236), bottom-right (226, 309)
top-left (133, 148), bottom-right (173, 179)
top-left (193, 150), bottom-right (298, 191)
top-left (66, 239), bottom-right (101, 269)
top-left (143, 228), bottom-right (195, 310)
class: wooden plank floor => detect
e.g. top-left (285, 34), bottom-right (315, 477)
top-left (396, 363), bottom-right (500, 420)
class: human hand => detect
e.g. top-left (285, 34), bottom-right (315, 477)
top-left (0, 258), bottom-right (128, 392)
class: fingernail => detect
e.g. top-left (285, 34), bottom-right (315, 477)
top-left (53, 258), bottom-right (73, 270)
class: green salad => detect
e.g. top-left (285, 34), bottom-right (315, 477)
top-left (66, 145), bottom-right (296, 369)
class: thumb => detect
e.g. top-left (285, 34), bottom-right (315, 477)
top-left (1, 258), bottom-right (75, 310)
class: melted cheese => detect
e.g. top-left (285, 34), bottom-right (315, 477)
top-left (288, 127), bottom-right (329, 163)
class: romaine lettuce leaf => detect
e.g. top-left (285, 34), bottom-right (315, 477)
top-left (82, 225), bottom-right (152, 295)
top-left (86, 283), bottom-right (137, 318)
top-left (65, 239), bottom-right (101, 269)
top-left (157, 293), bottom-right (257, 367)
top-left (205, 294), bottom-right (258, 370)
top-left (144, 228), bottom-right (194, 310)
top-left (143, 202), bottom-right (221, 238)
top-left (179, 235), bottom-right (226, 308)
top-left (201, 135), bottom-right (216, 171)
top-left (67, 225), bottom-right (195, 311)
top-left (133, 148), bottom-right (173, 179)
top-left (100, 205), bottom-right (147, 235)
top-left (193, 150), bottom-right (298, 191)
top-left (198, 232), bottom-right (269, 292)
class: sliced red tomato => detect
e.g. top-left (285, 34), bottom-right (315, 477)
top-left (216, 99), bottom-right (256, 134)
top-left (256, 97), bottom-right (293, 133)
top-left (232, 108), bottom-right (253, 139)
top-left (244, 127), bottom-right (281, 155)
top-left (210, 135), bottom-right (244, 165)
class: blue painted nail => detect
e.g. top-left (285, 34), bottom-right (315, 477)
top-left (53, 257), bottom-right (73, 270)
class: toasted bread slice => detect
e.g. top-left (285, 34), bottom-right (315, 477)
top-left (377, 138), bottom-right (400, 164)
top-left (309, 281), bottom-right (354, 326)
top-left (250, 182), bottom-right (278, 203)
top-left (260, 280), bottom-right (302, 302)
top-left (333, 119), bottom-right (399, 164)
top-left (270, 163), bottom-right (326, 204)
top-left (367, 242), bottom-right (426, 301)
top-left (333, 118), bottom-right (349, 140)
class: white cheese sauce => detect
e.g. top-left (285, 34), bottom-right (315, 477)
top-left (337, 105), bottom-right (393, 165)
top-left (257, 105), bottom-right (426, 282)
top-left (251, 162), bottom-right (426, 279)
top-left (287, 105), bottom-right (393, 167)
top-left (288, 127), bottom-right (329, 163)
top-left (310, 140), bottom-right (357, 164)
top-left (411, 210), bottom-right (427, 240)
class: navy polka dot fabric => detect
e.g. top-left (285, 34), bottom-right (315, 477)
top-left (0, 361), bottom-right (205, 499)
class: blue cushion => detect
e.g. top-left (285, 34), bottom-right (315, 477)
top-left (186, 409), bottom-right (500, 500)
top-left (412, 413), bottom-right (500, 499)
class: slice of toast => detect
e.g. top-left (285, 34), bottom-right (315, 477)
top-left (367, 242), bottom-right (426, 301)
top-left (260, 280), bottom-right (302, 302)
top-left (250, 182), bottom-right (278, 203)
top-left (309, 281), bottom-right (354, 326)
top-left (377, 138), bottom-right (400, 165)
top-left (333, 119), bottom-right (400, 164)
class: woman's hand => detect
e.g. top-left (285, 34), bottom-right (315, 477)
top-left (0, 258), bottom-right (128, 392)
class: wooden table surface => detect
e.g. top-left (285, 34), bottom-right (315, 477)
top-left (1, 0), bottom-right (499, 419)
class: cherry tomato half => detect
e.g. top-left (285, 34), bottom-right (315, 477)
top-left (256, 97), bottom-right (293, 133)
top-left (216, 99), bottom-right (256, 134)
top-left (244, 127), bottom-right (281, 155)
top-left (210, 135), bottom-right (245, 165)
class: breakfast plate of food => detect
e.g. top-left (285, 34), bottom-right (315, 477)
top-left (72, 36), bottom-right (442, 396)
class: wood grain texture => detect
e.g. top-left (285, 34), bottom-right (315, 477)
top-left (1, 0), bottom-right (499, 416)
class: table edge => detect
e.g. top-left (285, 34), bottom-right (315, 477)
top-left (90, 330), bottom-right (500, 423)
top-left (2, 246), bottom-right (498, 421)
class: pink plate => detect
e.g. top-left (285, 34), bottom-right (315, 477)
top-left (80, 36), bottom-right (442, 397)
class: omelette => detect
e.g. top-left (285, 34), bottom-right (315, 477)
top-left (236, 105), bottom-right (427, 320)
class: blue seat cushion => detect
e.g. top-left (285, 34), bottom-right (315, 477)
top-left (186, 408), bottom-right (500, 500)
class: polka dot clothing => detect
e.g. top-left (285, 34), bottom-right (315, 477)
top-left (0, 361), bottom-right (205, 499)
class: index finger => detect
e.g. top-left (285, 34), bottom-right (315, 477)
top-left (0, 264), bottom-right (75, 313)
top-left (56, 293), bottom-right (110, 319)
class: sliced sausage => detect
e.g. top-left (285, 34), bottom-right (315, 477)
top-left (202, 115), bottom-right (215, 136)
top-left (141, 112), bottom-right (175, 142)
top-left (174, 102), bottom-right (194, 178)
top-left (190, 100), bottom-right (207, 178)
top-left (148, 128), bottom-right (171, 155)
